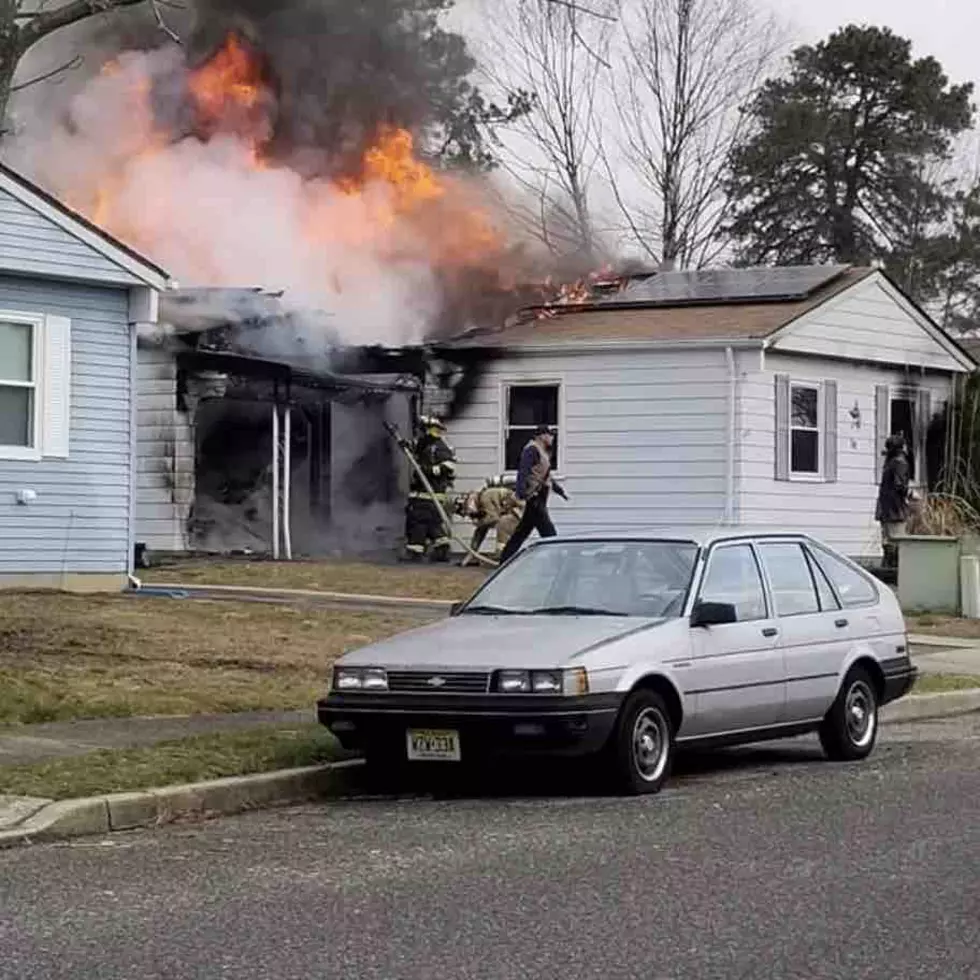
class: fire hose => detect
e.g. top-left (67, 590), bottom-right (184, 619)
top-left (384, 421), bottom-right (500, 569)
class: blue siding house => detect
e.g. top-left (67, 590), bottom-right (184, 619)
top-left (0, 163), bottom-right (171, 591)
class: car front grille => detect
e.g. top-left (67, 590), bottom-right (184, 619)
top-left (386, 670), bottom-right (490, 694)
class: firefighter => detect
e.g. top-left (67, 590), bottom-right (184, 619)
top-left (403, 415), bottom-right (457, 562)
top-left (454, 475), bottom-right (525, 566)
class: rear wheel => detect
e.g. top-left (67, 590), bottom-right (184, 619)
top-left (609, 689), bottom-right (675, 795)
top-left (819, 667), bottom-right (879, 762)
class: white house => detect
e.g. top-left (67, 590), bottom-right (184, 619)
top-left (0, 162), bottom-right (171, 590)
top-left (443, 265), bottom-right (975, 560)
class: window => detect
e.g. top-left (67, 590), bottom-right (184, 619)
top-left (790, 383), bottom-right (820, 476)
top-left (698, 544), bottom-right (768, 622)
top-left (758, 542), bottom-right (820, 617)
top-left (504, 383), bottom-right (559, 471)
top-left (0, 320), bottom-right (36, 450)
top-left (807, 545), bottom-right (878, 609)
top-left (775, 375), bottom-right (837, 483)
top-left (804, 549), bottom-right (841, 612)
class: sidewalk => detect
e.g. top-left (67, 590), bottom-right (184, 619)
top-left (908, 633), bottom-right (980, 676)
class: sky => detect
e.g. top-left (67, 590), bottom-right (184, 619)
top-left (776, 0), bottom-right (980, 90)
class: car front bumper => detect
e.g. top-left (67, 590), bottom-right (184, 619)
top-left (317, 691), bottom-right (624, 759)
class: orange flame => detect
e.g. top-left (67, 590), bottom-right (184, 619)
top-left (188, 34), bottom-right (265, 125)
top-left (73, 33), bottom-right (507, 303)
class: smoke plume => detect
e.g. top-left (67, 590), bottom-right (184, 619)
top-left (4, 1), bottom-right (565, 348)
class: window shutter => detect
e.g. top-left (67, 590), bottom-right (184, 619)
top-left (774, 374), bottom-right (790, 481)
top-left (41, 315), bottom-right (71, 459)
top-left (823, 379), bottom-right (838, 483)
top-left (916, 388), bottom-right (932, 484)
top-left (875, 384), bottom-right (889, 479)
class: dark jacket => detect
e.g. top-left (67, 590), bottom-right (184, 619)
top-left (875, 452), bottom-right (910, 523)
top-left (515, 439), bottom-right (551, 501)
top-left (410, 435), bottom-right (457, 495)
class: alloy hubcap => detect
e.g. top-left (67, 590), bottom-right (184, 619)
top-left (632, 707), bottom-right (670, 782)
top-left (844, 680), bottom-right (876, 748)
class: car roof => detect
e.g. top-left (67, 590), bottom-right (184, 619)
top-left (529, 526), bottom-right (831, 550)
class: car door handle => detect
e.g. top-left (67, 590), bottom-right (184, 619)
top-left (835, 618), bottom-right (848, 629)
top-left (762, 627), bottom-right (779, 638)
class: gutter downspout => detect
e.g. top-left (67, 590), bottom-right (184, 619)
top-left (725, 346), bottom-right (737, 525)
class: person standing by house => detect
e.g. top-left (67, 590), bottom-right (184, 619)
top-left (499, 424), bottom-right (568, 564)
top-left (876, 434), bottom-right (911, 569)
top-left (455, 475), bottom-right (525, 566)
top-left (404, 416), bottom-right (457, 562)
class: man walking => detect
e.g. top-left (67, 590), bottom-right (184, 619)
top-left (403, 416), bottom-right (457, 562)
top-left (876, 434), bottom-right (911, 569)
top-left (499, 424), bottom-right (567, 564)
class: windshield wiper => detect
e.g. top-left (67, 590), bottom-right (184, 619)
top-left (461, 604), bottom-right (521, 615)
top-left (526, 605), bottom-right (629, 617)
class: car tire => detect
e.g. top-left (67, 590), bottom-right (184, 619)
top-left (819, 666), bottom-right (879, 762)
top-left (609, 689), bottom-right (675, 795)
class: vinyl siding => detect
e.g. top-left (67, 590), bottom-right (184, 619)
top-left (772, 273), bottom-right (966, 373)
top-left (135, 344), bottom-right (194, 552)
top-left (0, 274), bottom-right (133, 576)
top-left (445, 348), bottom-right (731, 540)
top-left (737, 351), bottom-right (953, 558)
top-left (0, 185), bottom-right (142, 287)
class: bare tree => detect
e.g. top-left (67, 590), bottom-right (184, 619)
top-left (608, 0), bottom-right (783, 269)
top-left (0, 0), bottom-right (181, 134)
top-left (478, 0), bottom-right (619, 263)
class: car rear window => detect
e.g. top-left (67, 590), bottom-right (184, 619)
top-left (807, 545), bottom-right (878, 608)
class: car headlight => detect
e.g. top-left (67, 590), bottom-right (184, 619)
top-left (333, 667), bottom-right (388, 692)
top-left (531, 670), bottom-right (562, 694)
top-left (498, 670), bottom-right (530, 693)
top-left (495, 668), bottom-right (589, 695)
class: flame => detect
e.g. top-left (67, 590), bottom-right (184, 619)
top-left (59, 33), bottom-right (507, 330)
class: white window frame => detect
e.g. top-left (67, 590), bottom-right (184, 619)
top-left (0, 312), bottom-right (43, 462)
top-left (788, 381), bottom-right (823, 481)
top-left (500, 379), bottom-right (563, 475)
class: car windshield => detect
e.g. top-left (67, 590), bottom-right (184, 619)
top-left (463, 540), bottom-right (698, 618)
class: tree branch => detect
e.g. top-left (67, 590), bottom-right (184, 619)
top-left (542, 0), bottom-right (618, 22)
top-left (19, 0), bottom-right (149, 51)
top-left (10, 53), bottom-right (83, 92)
top-left (150, 0), bottom-right (180, 43)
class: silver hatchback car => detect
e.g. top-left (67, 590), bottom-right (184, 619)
top-left (318, 530), bottom-right (917, 794)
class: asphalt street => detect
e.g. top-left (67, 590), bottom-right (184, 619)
top-left (1, 715), bottom-right (978, 980)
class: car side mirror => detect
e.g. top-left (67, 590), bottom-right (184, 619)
top-left (690, 601), bottom-right (737, 628)
top-left (449, 601), bottom-right (464, 617)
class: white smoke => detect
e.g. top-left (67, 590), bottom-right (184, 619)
top-left (5, 46), bottom-right (445, 347)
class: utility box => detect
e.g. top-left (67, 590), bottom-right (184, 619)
top-left (897, 535), bottom-right (961, 614)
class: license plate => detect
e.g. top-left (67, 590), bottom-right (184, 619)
top-left (406, 728), bottom-right (461, 762)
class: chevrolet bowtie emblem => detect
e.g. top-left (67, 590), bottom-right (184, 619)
top-left (427, 676), bottom-right (447, 688)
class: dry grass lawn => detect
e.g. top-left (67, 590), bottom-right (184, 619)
top-left (914, 674), bottom-right (980, 693)
top-left (0, 592), bottom-right (429, 725)
top-left (142, 558), bottom-right (488, 600)
top-left (0, 724), bottom-right (344, 800)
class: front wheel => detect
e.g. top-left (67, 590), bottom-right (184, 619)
top-left (819, 667), bottom-right (879, 762)
top-left (609, 689), bottom-right (675, 795)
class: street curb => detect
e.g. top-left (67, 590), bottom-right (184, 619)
top-left (134, 582), bottom-right (454, 614)
top-left (0, 759), bottom-right (363, 851)
top-left (881, 688), bottom-right (980, 724)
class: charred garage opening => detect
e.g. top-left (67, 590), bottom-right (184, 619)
top-left (134, 288), bottom-right (499, 561)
